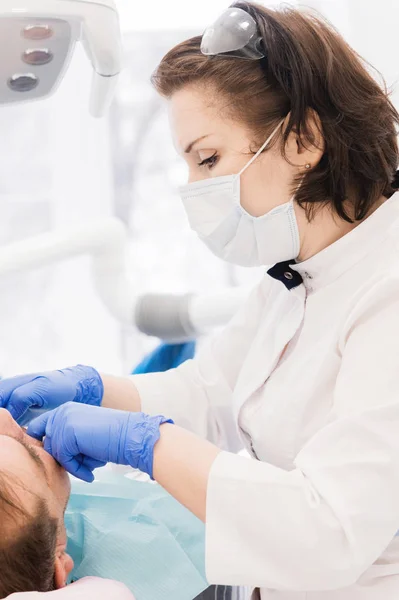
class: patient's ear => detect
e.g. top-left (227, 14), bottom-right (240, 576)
top-left (54, 552), bottom-right (74, 589)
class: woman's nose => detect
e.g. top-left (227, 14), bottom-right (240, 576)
top-left (0, 408), bottom-right (22, 437)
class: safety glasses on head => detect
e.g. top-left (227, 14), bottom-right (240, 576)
top-left (200, 6), bottom-right (265, 60)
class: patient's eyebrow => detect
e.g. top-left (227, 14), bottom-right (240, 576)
top-left (17, 439), bottom-right (49, 485)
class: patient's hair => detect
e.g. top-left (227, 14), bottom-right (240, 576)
top-left (0, 471), bottom-right (58, 598)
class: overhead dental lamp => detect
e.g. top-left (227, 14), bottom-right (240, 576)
top-left (0, 1), bottom-right (248, 339)
top-left (0, 0), bottom-right (122, 116)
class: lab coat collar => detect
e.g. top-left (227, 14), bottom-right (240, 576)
top-left (285, 193), bottom-right (399, 292)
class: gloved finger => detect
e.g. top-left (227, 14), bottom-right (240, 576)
top-left (43, 434), bottom-right (53, 458)
top-left (7, 382), bottom-right (44, 423)
top-left (63, 456), bottom-right (95, 483)
top-left (80, 457), bottom-right (107, 471)
top-left (0, 374), bottom-right (38, 406)
top-left (27, 410), bottom-right (53, 441)
top-left (17, 407), bottom-right (47, 428)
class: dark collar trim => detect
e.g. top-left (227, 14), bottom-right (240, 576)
top-left (267, 260), bottom-right (303, 290)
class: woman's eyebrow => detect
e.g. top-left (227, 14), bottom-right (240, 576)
top-left (184, 134), bottom-right (211, 154)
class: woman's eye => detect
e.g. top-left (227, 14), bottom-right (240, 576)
top-left (197, 153), bottom-right (218, 169)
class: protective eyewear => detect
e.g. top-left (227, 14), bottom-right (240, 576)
top-left (201, 6), bottom-right (265, 60)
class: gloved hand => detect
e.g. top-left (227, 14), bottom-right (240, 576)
top-left (0, 365), bottom-right (104, 425)
top-left (27, 402), bottom-right (173, 483)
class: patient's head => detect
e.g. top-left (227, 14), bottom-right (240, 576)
top-left (0, 408), bottom-right (73, 598)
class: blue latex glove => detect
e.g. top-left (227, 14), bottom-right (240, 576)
top-left (27, 402), bottom-right (173, 483)
top-left (0, 365), bottom-right (104, 425)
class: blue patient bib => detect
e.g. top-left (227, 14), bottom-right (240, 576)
top-left (65, 468), bottom-right (208, 600)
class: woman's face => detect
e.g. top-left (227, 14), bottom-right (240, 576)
top-left (168, 85), bottom-right (301, 217)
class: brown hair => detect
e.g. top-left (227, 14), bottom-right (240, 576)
top-left (152, 1), bottom-right (399, 222)
top-left (0, 471), bottom-right (58, 598)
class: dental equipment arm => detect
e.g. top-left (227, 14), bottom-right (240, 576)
top-left (134, 287), bottom-right (251, 341)
top-left (0, 219), bottom-right (136, 326)
top-left (0, 218), bottom-right (249, 336)
top-left (0, 0), bottom-right (122, 116)
top-left (0, 218), bottom-right (248, 419)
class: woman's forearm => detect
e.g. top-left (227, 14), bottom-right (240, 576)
top-left (100, 374), bottom-right (142, 412)
top-left (100, 374), bottom-right (222, 520)
top-left (153, 423), bottom-right (221, 522)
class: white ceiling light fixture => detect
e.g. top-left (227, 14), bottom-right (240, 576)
top-left (0, 0), bottom-right (123, 117)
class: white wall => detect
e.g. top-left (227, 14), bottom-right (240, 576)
top-left (116, 0), bottom-right (267, 31)
top-left (0, 45), bottom-right (121, 376)
top-left (297, 0), bottom-right (399, 105)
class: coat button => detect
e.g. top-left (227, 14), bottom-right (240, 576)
top-left (284, 271), bottom-right (293, 280)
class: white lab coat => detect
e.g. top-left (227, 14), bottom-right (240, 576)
top-left (132, 193), bottom-right (399, 599)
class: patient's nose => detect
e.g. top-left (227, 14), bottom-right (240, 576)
top-left (0, 408), bottom-right (23, 437)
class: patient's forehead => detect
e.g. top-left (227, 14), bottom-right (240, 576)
top-left (0, 435), bottom-right (49, 519)
top-left (0, 410), bottom-right (71, 519)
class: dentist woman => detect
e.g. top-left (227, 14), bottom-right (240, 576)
top-left (2, 2), bottom-right (399, 598)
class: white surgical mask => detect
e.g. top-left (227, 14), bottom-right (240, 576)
top-left (179, 119), bottom-right (300, 267)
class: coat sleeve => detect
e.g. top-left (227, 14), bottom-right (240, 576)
top-left (205, 276), bottom-right (399, 590)
top-left (131, 279), bottom-right (269, 451)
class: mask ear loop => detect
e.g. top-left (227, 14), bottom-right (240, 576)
top-left (236, 118), bottom-right (285, 179)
